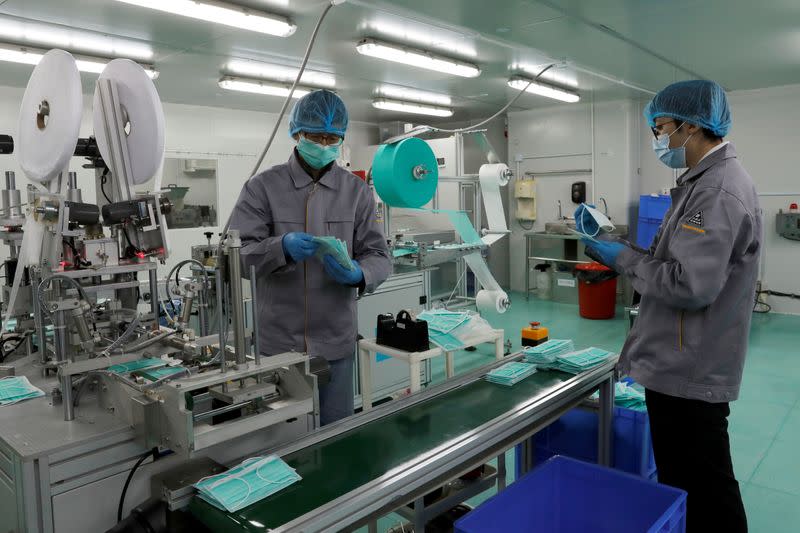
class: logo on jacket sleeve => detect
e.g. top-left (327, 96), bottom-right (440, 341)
top-left (686, 211), bottom-right (703, 227)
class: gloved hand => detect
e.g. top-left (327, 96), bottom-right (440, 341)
top-left (282, 232), bottom-right (318, 263)
top-left (323, 255), bottom-right (364, 286)
top-left (575, 204), bottom-right (599, 235)
top-left (582, 238), bottom-right (626, 269)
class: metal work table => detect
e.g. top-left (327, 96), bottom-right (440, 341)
top-left (524, 232), bottom-right (591, 300)
top-left (189, 354), bottom-right (617, 532)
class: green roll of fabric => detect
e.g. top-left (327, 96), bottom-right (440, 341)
top-left (372, 137), bottom-right (438, 208)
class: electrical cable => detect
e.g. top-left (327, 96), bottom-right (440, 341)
top-left (398, 63), bottom-right (557, 139)
top-left (100, 168), bottom-right (112, 203)
top-left (517, 219), bottom-right (535, 231)
top-left (117, 447), bottom-right (158, 523)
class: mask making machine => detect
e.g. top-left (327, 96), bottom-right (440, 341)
top-left (0, 50), bottom-right (322, 533)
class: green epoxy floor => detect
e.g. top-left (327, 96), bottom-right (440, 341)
top-left (359, 294), bottom-right (800, 533)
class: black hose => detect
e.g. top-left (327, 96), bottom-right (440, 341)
top-left (117, 448), bottom-right (158, 523)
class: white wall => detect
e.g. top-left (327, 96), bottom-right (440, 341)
top-left (0, 84), bottom-right (379, 276)
top-left (506, 100), bottom-right (641, 293)
top-left (638, 84), bottom-right (800, 315)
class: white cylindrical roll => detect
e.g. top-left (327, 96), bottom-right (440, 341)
top-left (478, 163), bottom-right (510, 245)
top-left (17, 49), bottom-right (82, 184)
top-left (476, 289), bottom-right (509, 314)
top-left (93, 59), bottom-right (165, 185)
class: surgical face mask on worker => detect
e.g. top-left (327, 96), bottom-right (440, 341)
top-left (651, 122), bottom-right (694, 169)
top-left (296, 135), bottom-right (342, 169)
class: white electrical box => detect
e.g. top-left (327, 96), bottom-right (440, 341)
top-left (183, 159), bottom-right (216, 172)
top-left (515, 178), bottom-right (537, 221)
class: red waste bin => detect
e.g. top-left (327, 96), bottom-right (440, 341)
top-left (575, 263), bottom-right (618, 319)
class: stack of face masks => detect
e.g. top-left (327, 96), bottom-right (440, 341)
top-left (312, 236), bottom-right (353, 270)
top-left (591, 381), bottom-right (647, 412)
top-left (553, 347), bottom-right (614, 374)
top-left (195, 455), bottom-right (301, 513)
top-left (0, 376), bottom-right (45, 406)
top-left (138, 366), bottom-right (186, 382)
top-left (107, 358), bottom-right (166, 374)
top-left (485, 361), bottom-right (537, 386)
top-left (417, 310), bottom-right (471, 334)
top-left (522, 339), bottom-right (576, 365)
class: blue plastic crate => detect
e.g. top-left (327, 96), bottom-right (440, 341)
top-left (639, 194), bottom-right (672, 220)
top-left (457, 456), bottom-right (686, 533)
top-left (637, 217), bottom-right (664, 249)
top-left (515, 406), bottom-right (656, 480)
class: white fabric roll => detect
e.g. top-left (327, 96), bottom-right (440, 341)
top-left (93, 59), bottom-right (165, 185)
top-left (478, 163), bottom-right (510, 246)
top-left (476, 289), bottom-right (509, 314)
top-left (17, 49), bottom-right (82, 184)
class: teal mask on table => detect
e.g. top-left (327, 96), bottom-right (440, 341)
top-left (0, 376), bottom-right (45, 406)
top-left (195, 455), bottom-right (301, 513)
top-left (417, 310), bottom-right (470, 334)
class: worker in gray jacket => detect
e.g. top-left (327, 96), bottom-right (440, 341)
top-left (230, 90), bottom-right (391, 425)
top-left (582, 80), bottom-right (760, 533)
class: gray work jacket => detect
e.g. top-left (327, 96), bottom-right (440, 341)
top-left (229, 152), bottom-right (391, 360)
top-left (616, 143), bottom-right (761, 402)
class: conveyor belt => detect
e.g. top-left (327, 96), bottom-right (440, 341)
top-left (189, 360), bottom-right (616, 532)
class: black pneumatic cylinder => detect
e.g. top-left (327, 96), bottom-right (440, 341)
top-left (64, 202), bottom-right (100, 225)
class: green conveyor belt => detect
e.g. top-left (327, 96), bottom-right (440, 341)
top-left (190, 369), bottom-right (575, 531)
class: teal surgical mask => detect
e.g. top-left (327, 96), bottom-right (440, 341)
top-left (0, 376), bottom-right (45, 406)
top-left (297, 136), bottom-right (341, 169)
top-left (652, 122), bottom-right (694, 169)
top-left (195, 455), bottom-right (301, 513)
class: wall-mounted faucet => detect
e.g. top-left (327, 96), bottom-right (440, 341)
top-left (557, 199), bottom-right (563, 220)
top-left (598, 197), bottom-right (609, 217)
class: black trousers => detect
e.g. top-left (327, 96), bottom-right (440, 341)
top-left (645, 388), bottom-right (747, 533)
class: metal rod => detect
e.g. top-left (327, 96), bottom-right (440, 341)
top-left (148, 268), bottom-right (158, 328)
top-left (193, 400), bottom-right (252, 422)
top-left (215, 267), bottom-right (226, 374)
top-left (4, 171), bottom-right (15, 189)
top-left (250, 264), bottom-right (261, 366)
top-left (62, 375), bottom-right (74, 421)
top-left (228, 244), bottom-right (247, 366)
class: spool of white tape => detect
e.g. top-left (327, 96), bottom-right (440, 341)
top-left (16, 49), bottom-right (82, 184)
top-left (93, 59), bottom-right (165, 185)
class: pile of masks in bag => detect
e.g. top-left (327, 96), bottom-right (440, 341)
top-left (416, 309), bottom-right (494, 351)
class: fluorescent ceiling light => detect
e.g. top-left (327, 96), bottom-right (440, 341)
top-left (0, 15), bottom-right (153, 60)
top-left (0, 43), bottom-right (159, 79)
top-left (356, 38), bottom-right (480, 78)
top-left (364, 20), bottom-right (477, 58)
top-left (508, 76), bottom-right (580, 103)
top-left (372, 98), bottom-right (453, 117)
top-left (512, 63), bottom-right (579, 88)
top-left (377, 85), bottom-right (451, 106)
top-left (113, 0), bottom-right (296, 37)
top-left (225, 59), bottom-right (335, 88)
top-left (219, 77), bottom-right (310, 98)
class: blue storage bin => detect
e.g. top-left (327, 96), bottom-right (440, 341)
top-left (515, 406), bottom-right (656, 480)
top-left (456, 456), bottom-right (686, 533)
top-left (639, 194), bottom-right (672, 219)
top-left (637, 217), bottom-right (663, 249)
top-left (637, 195), bottom-right (671, 249)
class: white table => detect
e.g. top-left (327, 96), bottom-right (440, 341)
top-left (358, 329), bottom-right (505, 411)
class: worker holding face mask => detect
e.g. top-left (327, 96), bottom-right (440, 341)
top-left (579, 80), bottom-right (760, 532)
top-left (229, 89), bottom-right (391, 426)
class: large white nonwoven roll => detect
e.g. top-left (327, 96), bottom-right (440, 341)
top-left (478, 163), bottom-right (510, 246)
top-left (17, 49), bottom-right (82, 184)
top-left (93, 59), bottom-right (165, 185)
top-left (476, 289), bottom-right (509, 314)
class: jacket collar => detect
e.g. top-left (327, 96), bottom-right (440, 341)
top-left (288, 150), bottom-right (340, 190)
top-left (677, 142), bottom-right (738, 186)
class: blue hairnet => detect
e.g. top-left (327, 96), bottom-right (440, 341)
top-left (643, 80), bottom-right (731, 137)
top-left (288, 89), bottom-right (348, 138)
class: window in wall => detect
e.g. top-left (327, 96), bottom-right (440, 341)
top-left (136, 158), bottom-right (218, 229)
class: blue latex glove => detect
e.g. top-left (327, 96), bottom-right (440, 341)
top-left (574, 204), bottom-right (599, 235)
top-left (282, 232), bottom-right (319, 263)
top-left (582, 238), bottom-right (626, 268)
top-left (323, 255), bottom-right (364, 286)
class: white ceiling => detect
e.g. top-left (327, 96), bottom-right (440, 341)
top-left (0, 0), bottom-right (797, 123)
